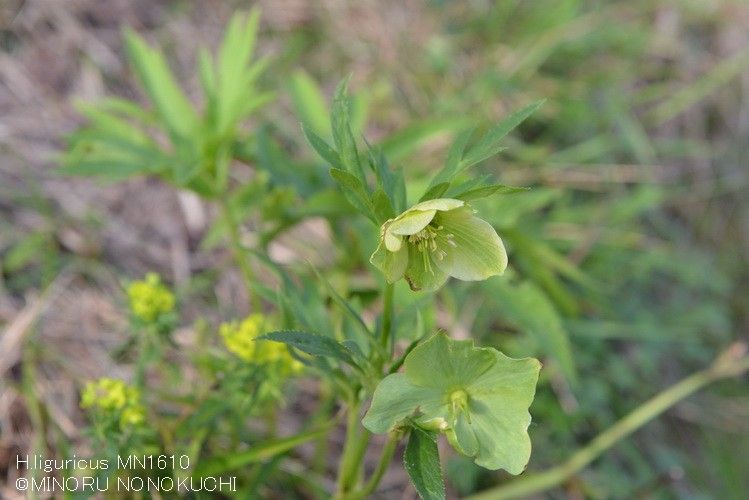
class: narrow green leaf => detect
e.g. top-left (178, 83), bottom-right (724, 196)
top-left (302, 123), bottom-right (343, 169)
top-left (427, 127), bottom-right (475, 188)
top-left (419, 182), bottom-right (450, 202)
top-left (58, 159), bottom-right (154, 180)
top-left (393, 168), bottom-right (407, 214)
top-left (460, 100), bottom-right (544, 170)
top-left (329, 168), bottom-right (376, 224)
top-left (365, 141), bottom-right (394, 195)
top-left (74, 102), bottom-right (153, 145)
top-left (378, 117), bottom-right (470, 162)
top-left (260, 331), bottom-right (360, 369)
top-left (372, 188), bottom-right (395, 222)
top-left (66, 130), bottom-right (162, 164)
top-left (216, 9), bottom-right (260, 132)
top-left (3, 233), bottom-right (49, 273)
top-left (238, 89), bottom-right (275, 118)
top-left (443, 175), bottom-right (490, 199)
top-left (488, 279), bottom-right (577, 385)
top-left (123, 29), bottom-right (198, 141)
top-left (198, 48), bottom-right (216, 102)
top-left (309, 266), bottom-right (372, 339)
top-left (454, 184), bottom-right (530, 201)
top-left (331, 76), bottom-right (365, 182)
top-left (651, 45), bottom-right (749, 124)
top-left (95, 97), bottom-right (156, 124)
top-left (194, 424), bottom-right (333, 477)
top-left (290, 69), bottom-right (331, 137)
top-left (404, 428), bottom-right (445, 500)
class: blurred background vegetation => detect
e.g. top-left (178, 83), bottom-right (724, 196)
top-left (1, 0), bottom-right (748, 498)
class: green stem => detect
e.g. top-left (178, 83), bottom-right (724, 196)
top-left (348, 431), bottom-right (401, 499)
top-left (133, 327), bottom-right (151, 387)
top-left (380, 283), bottom-right (394, 353)
top-left (336, 398), bottom-right (372, 497)
top-left (467, 347), bottom-right (749, 500)
top-left (220, 199), bottom-right (260, 311)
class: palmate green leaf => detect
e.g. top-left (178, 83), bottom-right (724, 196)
top-left (363, 333), bottom-right (541, 474)
top-left (260, 331), bottom-right (361, 371)
top-left (123, 29), bottom-right (198, 141)
top-left (404, 427), bottom-right (446, 500)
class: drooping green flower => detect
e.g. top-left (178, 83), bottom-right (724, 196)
top-left (362, 333), bottom-right (540, 474)
top-left (370, 198), bottom-right (507, 291)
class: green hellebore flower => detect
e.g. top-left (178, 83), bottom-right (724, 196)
top-left (362, 333), bottom-right (541, 474)
top-left (370, 198), bottom-right (507, 291)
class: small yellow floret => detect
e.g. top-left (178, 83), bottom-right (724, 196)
top-left (219, 314), bottom-right (304, 374)
top-left (127, 273), bottom-right (175, 323)
top-left (80, 378), bottom-right (146, 429)
top-left (119, 405), bottom-right (145, 427)
top-left (219, 313), bottom-right (265, 362)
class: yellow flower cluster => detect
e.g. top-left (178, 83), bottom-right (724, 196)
top-left (80, 378), bottom-right (146, 428)
top-left (219, 314), bottom-right (303, 373)
top-left (126, 273), bottom-right (175, 323)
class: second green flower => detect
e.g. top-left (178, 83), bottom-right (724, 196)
top-left (370, 198), bottom-right (507, 291)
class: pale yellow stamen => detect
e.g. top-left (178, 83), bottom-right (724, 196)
top-left (406, 224), bottom-right (457, 274)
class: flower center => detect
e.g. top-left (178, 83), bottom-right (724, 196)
top-left (407, 224), bottom-right (457, 274)
top-left (449, 389), bottom-right (470, 422)
top-left (408, 224), bottom-right (457, 260)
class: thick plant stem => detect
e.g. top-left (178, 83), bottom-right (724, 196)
top-left (349, 431), bottom-right (401, 499)
top-left (467, 344), bottom-right (749, 500)
top-left (336, 399), bottom-right (372, 497)
top-left (380, 283), bottom-right (394, 353)
top-left (220, 199), bottom-right (260, 311)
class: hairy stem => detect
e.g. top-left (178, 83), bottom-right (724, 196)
top-left (467, 344), bottom-right (749, 500)
top-left (220, 199), bottom-right (260, 311)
